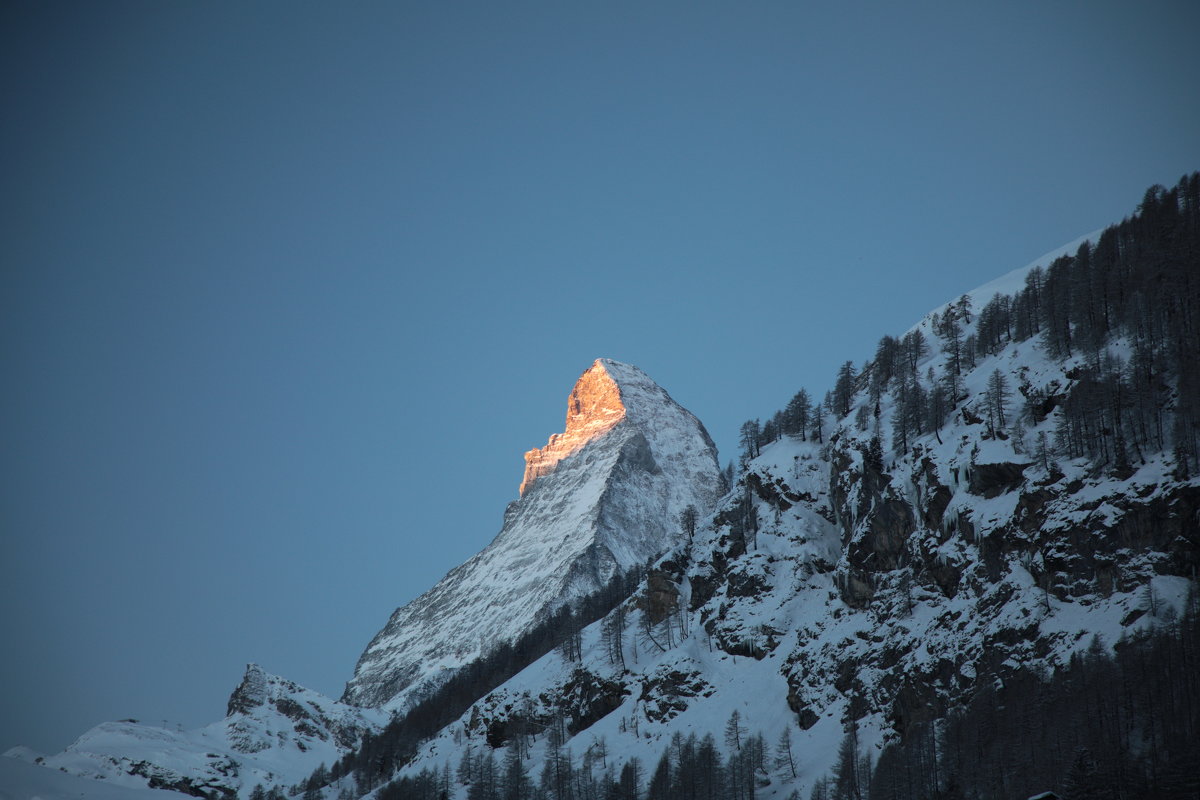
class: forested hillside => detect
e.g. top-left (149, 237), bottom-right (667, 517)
top-left (744, 174), bottom-right (1200, 478)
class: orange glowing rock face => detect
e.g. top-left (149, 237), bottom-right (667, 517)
top-left (520, 361), bottom-right (627, 496)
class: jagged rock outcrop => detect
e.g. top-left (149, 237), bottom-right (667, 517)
top-left (520, 361), bottom-right (626, 495)
top-left (25, 664), bottom-right (381, 798)
top-left (342, 358), bottom-right (724, 710)
top-left (224, 664), bottom-right (369, 753)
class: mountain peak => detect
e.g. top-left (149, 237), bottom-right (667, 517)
top-left (226, 663), bottom-right (268, 717)
top-left (342, 358), bottom-right (723, 710)
top-left (521, 359), bottom-right (638, 495)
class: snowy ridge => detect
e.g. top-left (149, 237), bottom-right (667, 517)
top-left (919, 229), bottom-right (1104, 329)
top-left (5, 665), bottom-right (384, 798)
top-left (342, 359), bottom-right (725, 711)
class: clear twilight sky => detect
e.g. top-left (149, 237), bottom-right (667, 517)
top-left (2, 1), bottom-right (1197, 755)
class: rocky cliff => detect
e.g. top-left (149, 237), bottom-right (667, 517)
top-left (520, 360), bottom-right (627, 496)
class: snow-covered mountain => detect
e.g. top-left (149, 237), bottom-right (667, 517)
top-left (353, 182), bottom-right (1199, 798)
top-left (2, 358), bottom-right (724, 800)
top-left (375, 310), bottom-right (1194, 797)
top-left (4, 665), bottom-right (385, 799)
top-left (343, 358), bottom-right (726, 711)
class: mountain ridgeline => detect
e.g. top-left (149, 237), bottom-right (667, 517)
top-left (744, 174), bottom-right (1200, 477)
top-left (8, 174), bottom-right (1199, 800)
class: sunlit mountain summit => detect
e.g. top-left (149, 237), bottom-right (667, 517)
top-left (343, 358), bottom-right (726, 711)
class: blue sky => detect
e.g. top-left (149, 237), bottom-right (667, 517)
top-left (2, 1), bottom-right (1197, 753)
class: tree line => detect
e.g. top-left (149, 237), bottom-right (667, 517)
top-left (862, 592), bottom-right (1199, 800)
top-left (367, 708), bottom-right (801, 800)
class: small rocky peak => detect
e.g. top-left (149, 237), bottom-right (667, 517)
top-left (520, 359), bottom-right (629, 495)
top-left (226, 663), bottom-right (268, 717)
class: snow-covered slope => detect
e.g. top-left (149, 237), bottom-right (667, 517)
top-left (6, 665), bottom-right (384, 799)
top-left (0, 755), bottom-right (193, 800)
top-left (922, 228), bottom-right (1103, 324)
top-left (343, 358), bottom-right (725, 710)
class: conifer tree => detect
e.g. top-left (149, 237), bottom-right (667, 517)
top-left (502, 745), bottom-right (530, 800)
top-left (832, 723), bottom-right (861, 800)
top-left (873, 335), bottom-right (899, 388)
top-left (939, 317), bottom-right (964, 376)
top-left (740, 420), bottom-right (762, 462)
top-left (901, 329), bottom-right (929, 374)
top-left (541, 716), bottom-right (574, 800)
top-left (647, 751), bottom-right (672, 800)
top-left (615, 759), bottom-right (641, 800)
top-left (834, 361), bottom-right (858, 418)
top-left (984, 369), bottom-right (1010, 436)
top-left (725, 710), bottom-right (744, 752)
top-left (926, 370), bottom-right (950, 435)
top-left (458, 739), bottom-right (476, 785)
top-left (864, 436), bottom-right (884, 473)
top-left (1061, 747), bottom-right (1102, 800)
top-left (468, 750), bottom-right (498, 800)
top-left (784, 389), bottom-right (813, 439)
top-left (775, 726), bottom-right (798, 778)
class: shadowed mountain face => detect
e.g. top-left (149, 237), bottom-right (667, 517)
top-left (341, 358), bottom-right (725, 710)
